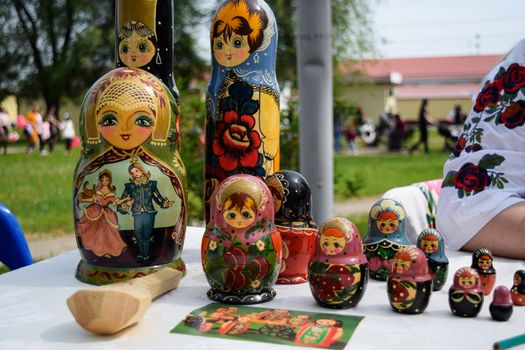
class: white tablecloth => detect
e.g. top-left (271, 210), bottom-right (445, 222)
top-left (1, 226), bottom-right (524, 349)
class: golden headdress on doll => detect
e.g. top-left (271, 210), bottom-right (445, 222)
top-left (84, 67), bottom-right (171, 146)
top-left (216, 176), bottom-right (268, 212)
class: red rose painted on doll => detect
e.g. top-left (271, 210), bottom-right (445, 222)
top-left (224, 246), bottom-right (249, 269)
top-left (501, 63), bottom-right (525, 93)
top-left (473, 81), bottom-right (501, 112)
top-left (213, 111), bottom-right (261, 172)
top-left (499, 100), bottom-right (525, 129)
top-left (225, 268), bottom-right (248, 290)
top-left (454, 163), bottom-right (489, 193)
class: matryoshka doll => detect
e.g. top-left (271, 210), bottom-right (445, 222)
top-left (73, 67), bottom-right (187, 285)
top-left (387, 246), bottom-right (432, 314)
top-left (201, 174), bottom-right (282, 304)
top-left (363, 198), bottom-right (410, 281)
top-left (204, 0), bottom-right (280, 222)
top-left (510, 269), bottom-right (525, 306)
top-left (471, 247), bottom-right (496, 295)
top-left (448, 267), bottom-right (484, 317)
top-left (265, 170), bottom-right (318, 284)
top-left (490, 285), bottom-right (513, 321)
top-left (416, 228), bottom-right (449, 291)
top-left (308, 217), bottom-right (368, 309)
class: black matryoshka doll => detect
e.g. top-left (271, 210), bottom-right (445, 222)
top-left (204, 0), bottom-right (281, 222)
top-left (471, 247), bottom-right (496, 295)
top-left (416, 228), bottom-right (449, 291)
top-left (490, 285), bottom-right (513, 321)
top-left (510, 269), bottom-right (525, 306)
top-left (265, 170), bottom-right (318, 284)
top-left (308, 217), bottom-right (368, 309)
top-left (387, 246), bottom-right (432, 314)
top-left (201, 174), bottom-right (282, 304)
top-left (73, 67), bottom-right (187, 285)
top-left (363, 198), bottom-right (410, 281)
top-left (448, 267), bottom-right (484, 317)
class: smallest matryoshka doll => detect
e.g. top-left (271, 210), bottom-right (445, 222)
top-left (471, 247), bottom-right (496, 295)
top-left (416, 228), bottom-right (449, 291)
top-left (387, 246), bottom-right (432, 314)
top-left (510, 269), bottom-right (525, 306)
top-left (490, 285), bottom-right (513, 321)
top-left (363, 198), bottom-right (410, 281)
top-left (201, 174), bottom-right (282, 304)
top-left (448, 267), bottom-right (484, 317)
top-left (265, 170), bottom-right (318, 284)
top-left (308, 217), bottom-right (368, 309)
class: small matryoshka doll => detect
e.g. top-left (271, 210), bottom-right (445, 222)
top-left (448, 267), bottom-right (484, 317)
top-left (387, 246), bottom-right (432, 314)
top-left (73, 67), bottom-right (187, 285)
top-left (363, 198), bottom-right (410, 281)
top-left (201, 174), bottom-right (282, 304)
top-left (471, 247), bottom-right (496, 295)
top-left (308, 217), bottom-right (368, 309)
top-left (510, 269), bottom-right (525, 306)
top-left (416, 228), bottom-right (449, 291)
top-left (204, 0), bottom-right (281, 222)
top-left (490, 285), bottom-right (513, 321)
top-left (265, 170), bottom-right (318, 284)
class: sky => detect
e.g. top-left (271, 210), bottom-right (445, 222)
top-left (373, 0), bottom-right (525, 58)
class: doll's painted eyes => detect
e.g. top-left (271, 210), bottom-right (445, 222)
top-left (233, 39), bottom-right (242, 48)
top-left (215, 40), bottom-right (224, 50)
top-left (138, 43), bottom-right (147, 53)
top-left (121, 45), bottom-right (129, 54)
top-left (228, 212), bottom-right (236, 219)
top-left (99, 113), bottom-right (118, 126)
top-left (135, 115), bottom-right (155, 127)
top-left (334, 242), bottom-right (340, 249)
top-left (241, 210), bottom-right (252, 219)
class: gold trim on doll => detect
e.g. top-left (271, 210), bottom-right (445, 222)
top-left (84, 68), bottom-right (171, 148)
top-left (216, 176), bottom-right (268, 212)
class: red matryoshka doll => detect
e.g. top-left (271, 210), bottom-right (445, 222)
top-left (204, 0), bottom-right (280, 223)
top-left (416, 228), bottom-right (449, 291)
top-left (387, 246), bottom-right (432, 314)
top-left (201, 174), bottom-right (282, 304)
top-left (490, 285), bottom-right (513, 321)
top-left (471, 247), bottom-right (496, 295)
top-left (308, 217), bottom-right (368, 309)
top-left (448, 267), bottom-right (484, 317)
top-left (510, 269), bottom-right (525, 306)
top-left (73, 67), bottom-right (187, 285)
top-left (363, 198), bottom-right (410, 281)
top-left (265, 170), bottom-right (318, 284)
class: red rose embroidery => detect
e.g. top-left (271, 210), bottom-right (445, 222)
top-left (499, 100), bottom-right (525, 129)
top-left (452, 134), bottom-right (467, 157)
top-left (212, 111), bottom-right (262, 172)
top-left (501, 63), bottom-right (525, 93)
top-left (473, 81), bottom-right (501, 112)
top-left (454, 163), bottom-right (490, 193)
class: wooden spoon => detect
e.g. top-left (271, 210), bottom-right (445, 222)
top-left (67, 267), bottom-right (182, 335)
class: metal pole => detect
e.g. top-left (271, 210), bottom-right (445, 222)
top-left (297, 0), bottom-right (333, 224)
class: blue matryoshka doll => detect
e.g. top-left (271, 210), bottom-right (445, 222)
top-left (204, 0), bottom-right (280, 222)
top-left (417, 228), bottom-right (449, 291)
top-left (363, 198), bottom-right (410, 281)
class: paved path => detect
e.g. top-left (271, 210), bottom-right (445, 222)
top-left (24, 196), bottom-right (378, 261)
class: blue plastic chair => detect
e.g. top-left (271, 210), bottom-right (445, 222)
top-left (0, 203), bottom-right (32, 270)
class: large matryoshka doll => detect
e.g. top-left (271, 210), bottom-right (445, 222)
top-left (416, 228), bottom-right (449, 291)
top-left (73, 67), bottom-right (187, 285)
top-left (387, 246), bottom-right (432, 314)
top-left (265, 170), bottom-right (318, 284)
top-left (510, 269), bottom-right (525, 306)
top-left (204, 0), bottom-right (280, 222)
top-left (363, 198), bottom-right (410, 281)
top-left (471, 247), bottom-right (496, 295)
top-left (202, 174), bottom-right (282, 304)
top-left (448, 267), bottom-right (484, 317)
top-left (308, 217), bottom-right (368, 309)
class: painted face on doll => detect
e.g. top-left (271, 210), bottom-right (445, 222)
top-left (119, 31), bottom-right (156, 68)
top-left (420, 236), bottom-right (438, 254)
top-left (394, 256), bottom-right (411, 274)
top-left (213, 34), bottom-right (251, 67)
top-left (223, 206), bottom-right (256, 229)
top-left (97, 106), bottom-right (156, 150)
top-left (130, 167), bottom-right (143, 178)
top-left (320, 228), bottom-right (346, 255)
top-left (315, 319), bottom-right (337, 327)
top-left (477, 256), bottom-right (492, 270)
top-left (459, 275), bottom-right (476, 289)
top-left (100, 175), bottom-right (110, 186)
top-left (514, 273), bottom-right (522, 286)
top-left (376, 212), bottom-right (399, 234)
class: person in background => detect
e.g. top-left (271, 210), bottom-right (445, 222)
top-left (409, 99), bottom-right (431, 154)
top-left (0, 107), bottom-right (11, 155)
top-left (45, 106), bottom-right (60, 154)
top-left (60, 112), bottom-right (75, 152)
top-left (25, 105), bottom-right (40, 153)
